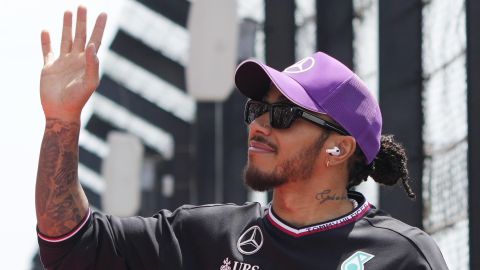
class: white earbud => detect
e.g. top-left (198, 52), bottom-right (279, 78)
top-left (326, 146), bottom-right (341, 156)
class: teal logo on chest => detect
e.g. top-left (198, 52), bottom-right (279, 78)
top-left (340, 251), bottom-right (374, 270)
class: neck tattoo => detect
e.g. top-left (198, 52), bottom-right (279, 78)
top-left (315, 189), bottom-right (349, 204)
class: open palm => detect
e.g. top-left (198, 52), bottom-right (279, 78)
top-left (40, 6), bottom-right (107, 121)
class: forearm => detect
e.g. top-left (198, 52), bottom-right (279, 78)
top-left (35, 118), bottom-right (89, 237)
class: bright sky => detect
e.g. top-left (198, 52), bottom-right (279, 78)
top-left (0, 1), bottom-right (124, 268)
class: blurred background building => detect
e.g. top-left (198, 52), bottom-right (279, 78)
top-left (32, 0), bottom-right (479, 269)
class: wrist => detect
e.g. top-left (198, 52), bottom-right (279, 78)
top-left (43, 118), bottom-right (81, 146)
top-left (43, 109), bottom-right (82, 123)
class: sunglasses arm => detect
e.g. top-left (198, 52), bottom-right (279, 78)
top-left (300, 111), bottom-right (349, 135)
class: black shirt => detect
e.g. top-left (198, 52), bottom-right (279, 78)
top-left (37, 192), bottom-right (449, 270)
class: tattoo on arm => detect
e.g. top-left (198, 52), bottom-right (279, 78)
top-left (315, 189), bottom-right (348, 204)
top-left (35, 118), bottom-right (88, 237)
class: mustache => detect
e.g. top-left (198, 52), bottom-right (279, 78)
top-left (250, 135), bottom-right (278, 152)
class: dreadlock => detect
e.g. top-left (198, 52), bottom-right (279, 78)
top-left (347, 134), bottom-right (416, 199)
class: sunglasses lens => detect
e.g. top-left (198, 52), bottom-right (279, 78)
top-left (244, 101), bottom-right (298, 129)
top-left (245, 101), bottom-right (268, 124)
top-left (271, 105), bottom-right (296, 128)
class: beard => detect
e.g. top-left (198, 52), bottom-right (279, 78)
top-left (244, 132), bottom-right (329, 191)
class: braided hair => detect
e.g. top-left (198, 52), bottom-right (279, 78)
top-left (347, 134), bottom-right (416, 199)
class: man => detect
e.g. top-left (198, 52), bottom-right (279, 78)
top-left (36, 7), bottom-right (448, 270)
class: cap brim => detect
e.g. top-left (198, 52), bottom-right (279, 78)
top-left (234, 60), bottom-right (324, 113)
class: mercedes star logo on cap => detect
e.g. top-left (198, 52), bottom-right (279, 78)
top-left (284, 57), bottom-right (315, 74)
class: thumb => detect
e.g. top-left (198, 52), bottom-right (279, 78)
top-left (85, 43), bottom-right (100, 91)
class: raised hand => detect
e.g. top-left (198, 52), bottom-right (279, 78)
top-left (40, 6), bottom-right (107, 122)
top-left (36, 7), bottom-right (107, 238)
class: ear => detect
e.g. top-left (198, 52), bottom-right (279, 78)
top-left (324, 135), bottom-right (357, 166)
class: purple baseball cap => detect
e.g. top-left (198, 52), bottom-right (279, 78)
top-left (234, 51), bottom-right (382, 164)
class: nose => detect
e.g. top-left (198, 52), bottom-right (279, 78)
top-left (248, 112), bottom-right (272, 135)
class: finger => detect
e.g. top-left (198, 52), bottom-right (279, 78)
top-left (72, 6), bottom-right (87, 52)
top-left (60, 11), bottom-right (73, 55)
top-left (85, 43), bottom-right (99, 92)
top-left (41, 30), bottom-right (53, 65)
top-left (87, 12), bottom-right (107, 52)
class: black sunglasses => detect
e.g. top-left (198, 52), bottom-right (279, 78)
top-left (244, 100), bottom-right (349, 135)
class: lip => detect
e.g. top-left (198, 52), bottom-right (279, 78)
top-left (249, 140), bottom-right (275, 153)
